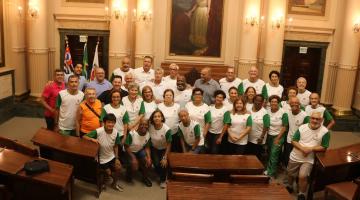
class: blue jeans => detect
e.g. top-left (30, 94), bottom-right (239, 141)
top-left (151, 147), bottom-right (168, 182)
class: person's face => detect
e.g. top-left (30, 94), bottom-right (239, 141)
top-left (155, 71), bottom-right (163, 81)
top-left (55, 72), bottom-right (64, 83)
top-left (74, 65), bottom-right (82, 75)
top-left (153, 112), bottom-right (163, 125)
top-left (288, 89), bottom-right (297, 98)
top-left (138, 120), bottom-right (149, 134)
top-left (125, 75), bottom-right (134, 84)
top-left (121, 58), bottom-right (130, 72)
top-left (200, 69), bottom-right (210, 81)
top-left (129, 87), bottom-right (138, 98)
top-left (226, 68), bottom-right (235, 81)
top-left (169, 65), bottom-right (178, 77)
top-left (177, 76), bottom-right (186, 91)
top-left (229, 89), bottom-right (238, 101)
top-left (112, 78), bottom-right (122, 90)
top-left (309, 114), bottom-right (322, 129)
top-left (104, 120), bottom-right (116, 132)
top-left (164, 91), bottom-right (174, 103)
top-left (96, 69), bottom-right (105, 82)
top-left (246, 88), bottom-right (256, 100)
top-left (290, 99), bottom-right (300, 112)
top-left (193, 91), bottom-right (203, 103)
top-left (270, 98), bottom-right (279, 111)
top-left (143, 58), bottom-right (152, 72)
top-left (253, 96), bottom-right (263, 110)
top-left (68, 77), bottom-right (79, 90)
top-left (178, 111), bottom-right (190, 124)
top-left (111, 92), bottom-right (121, 105)
top-left (86, 89), bottom-right (96, 103)
top-left (235, 100), bottom-right (244, 112)
top-left (215, 94), bottom-right (224, 105)
top-left (297, 78), bottom-right (307, 90)
top-left (270, 73), bottom-right (279, 85)
top-left (249, 67), bottom-right (258, 79)
top-left (143, 88), bottom-right (153, 101)
top-left (310, 94), bottom-right (319, 106)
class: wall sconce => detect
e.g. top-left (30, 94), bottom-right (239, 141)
top-left (28, 1), bottom-right (39, 18)
top-left (133, 9), bottom-right (152, 22)
top-left (114, 9), bottom-right (127, 21)
top-left (271, 15), bottom-right (283, 29)
top-left (17, 6), bottom-right (23, 16)
top-left (245, 16), bottom-right (258, 26)
top-left (354, 18), bottom-right (360, 33)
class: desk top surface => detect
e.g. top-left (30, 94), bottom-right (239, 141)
top-left (0, 149), bottom-right (73, 189)
top-left (167, 181), bottom-right (292, 200)
top-left (169, 153), bottom-right (264, 172)
top-left (31, 128), bottom-right (99, 158)
top-left (316, 143), bottom-right (360, 168)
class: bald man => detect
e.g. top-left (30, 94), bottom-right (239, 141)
top-left (305, 93), bottom-right (335, 130)
top-left (111, 57), bottom-right (134, 84)
top-left (194, 67), bottom-right (221, 105)
top-left (238, 66), bottom-right (265, 95)
top-left (87, 67), bottom-right (113, 97)
top-left (296, 77), bottom-right (311, 107)
top-left (219, 67), bottom-right (242, 99)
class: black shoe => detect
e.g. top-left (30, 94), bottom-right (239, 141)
top-left (297, 194), bottom-right (306, 200)
top-left (142, 177), bottom-right (152, 187)
top-left (286, 186), bottom-right (294, 194)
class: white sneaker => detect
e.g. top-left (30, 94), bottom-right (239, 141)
top-left (160, 181), bottom-right (166, 189)
top-left (263, 170), bottom-right (268, 175)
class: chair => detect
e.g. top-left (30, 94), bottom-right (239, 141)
top-left (324, 177), bottom-right (360, 200)
top-left (229, 175), bottom-right (270, 184)
top-left (171, 172), bottom-right (214, 182)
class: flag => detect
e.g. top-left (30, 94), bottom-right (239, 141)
top-left (90, 42), bottom-right (99, 81)
top-left (63, 44), bottom-right (73, 74)
top-left (82, 43), bottom-right (88, 79)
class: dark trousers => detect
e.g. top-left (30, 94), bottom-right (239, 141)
top-left (151, 147), bottom-right (167, 182)
top-left (45, 117), bottom-right (55, 130)
top-left (171, 134), bottom-right (182, 153)
top-left (206, 132), bottom-right (221, 154)
top-left (283, 142), bottom-right (293, 167)
top-left (228, 142), bottom-right (246, 155)
top-left (125, 149), bottom-right (150, 179)
top-left (246, 142), bottom-right (264, 161)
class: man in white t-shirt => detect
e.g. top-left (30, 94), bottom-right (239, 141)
top-left (55, 75), bottom-right (84, 136)
top-left (238, 66), bottom-right (265, 95)
top-left (219, 67), bottom-right (241, 98)
top-left (111, 57), bottom-right (134, 84)
top-left (296, 77), bottom-right (312, 107)
top-left (133, 56), bottom-right (155, 85)
top-left (140, 68), bottom-right (167, 103)
top-left (163, 63), bottom-right (179, 91)
top-left (286, 112), bottom-right (330, 200)
top-left (174, 75), bottom-right (192, 108)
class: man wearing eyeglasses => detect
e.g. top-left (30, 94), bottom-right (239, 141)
top-left (163, 63), bottom-right (179, 91)
top-left (286, 112), bottom-right (330, 200)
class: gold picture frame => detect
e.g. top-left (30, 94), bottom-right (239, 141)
top-left (288, 0), bottom-right (326, 16)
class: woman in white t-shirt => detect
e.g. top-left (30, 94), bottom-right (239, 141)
top-left (207, 90), bottom-right (227, 154)
top-left (224, 86), bottom-right (238, 111)
top-left (158, 89), bottom-right (181, 152)
top-left (148, 110), bottom-right (172, 188)
top-left (122, 83), bottom-right (145, 130)
top-left (280, 86), bottom-right (298, 112)
top-left (262, 71), bottom-right (284, 107)
top-left (141, 86), bottom-right (157, 120)
top-left (244, 86), bottom-right (256, 112)
top-left (222, 97), bottom-right (252, 155)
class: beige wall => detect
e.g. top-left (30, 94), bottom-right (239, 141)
top-left (1, 0), bottom-right (360, 110)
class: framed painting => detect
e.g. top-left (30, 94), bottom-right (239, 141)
top-left (288, 0), bottom-right (326, 16)
top-left (169, 0), bottom-right (224, 57)
top-left (0, 0), bottom-right (4, 67)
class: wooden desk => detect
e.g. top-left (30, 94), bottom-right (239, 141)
top-left (0, 149), bottom-right (73, 200)
top-left (168, 153), bottom-right (264, 176)
top-left (31, 128), bottom-right (100, 196)
top-left (167, 181), bottom-right (292, 200)
top-left (308, 143), bottom-right (360, 200)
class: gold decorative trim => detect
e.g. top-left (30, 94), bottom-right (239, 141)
top-left (337, 64), bottom-right (358, 71)
top-left (332, 108), bottom-right (353, 116)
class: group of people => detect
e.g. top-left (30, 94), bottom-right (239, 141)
top-left (41, 56), bottom-right (334, 200)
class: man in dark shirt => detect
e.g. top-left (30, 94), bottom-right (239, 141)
top-left (98, 75), bottom-right (128, 105)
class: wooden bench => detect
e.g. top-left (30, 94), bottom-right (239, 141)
top-left (0, 136), bottom-right (38, 157)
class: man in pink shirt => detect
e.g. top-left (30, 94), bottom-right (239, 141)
top-left (40, 69), bottom-right (65, 130)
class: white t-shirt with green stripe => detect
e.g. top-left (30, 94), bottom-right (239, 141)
top-left (297, 89), bottom-right (311, 107)
top-left (125, 130), bottom-right (150, 153)
top-left (286, 110), bottom-right (308, 143)
top-left (249, 107), bottom-right (270, 144)
top-left (56, 90), bottom-right (84, 130)
top-left (237, 79), bottom-right (265, 95)
top-left (148, 124), bottom-right (173, 150)
top-left (178, 120), bottom-right (204, 146)
top-left (224, 111), bottom-right (252, 145)
top-left (209, 105), bottom-right (228, 134)
top-left (185, 102), bottom-right (211, 135)
top-left (86, 127), bottom-right (121, 164)
top-left (262, 83), bottom-right (284, 99)
top-left (101, 104), bottom-right (130, 136)
top-left (122, 96), bottom-right (145, 123)
top-left (268, 108), bottom-right (288, 136)
top-left (158, 103), bottom-right (180, 135)
top-left (143, 100), bottom-right (157, 120)
top-left (305, 105), bottom-right (333, 125)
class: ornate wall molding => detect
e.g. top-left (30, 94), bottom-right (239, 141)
top-left (337, 63), bottom-right (358, 71)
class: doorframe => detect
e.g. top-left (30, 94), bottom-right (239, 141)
top-left (281, 40), bottom-right (329, 94)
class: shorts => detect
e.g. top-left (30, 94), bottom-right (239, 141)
top-left (287, 159), bottom-right (313, 178)
top-left (99, 158), bottom-right (116, 170)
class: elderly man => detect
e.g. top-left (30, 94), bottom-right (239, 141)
top-left (133, 56), bottom-right (155, 85)
top-left (87, 67), bottom-right (113, 97)
top-left (296, 77), bottom-right (312, 107)
top-left (286, 112), bottom-right (330, 200)
top-left (174, 75), bottom-right (192, 108)
top-left (238, 66), bottom-right (265, 95)
top-left (98, 75), bottom-right (128, 104)
top-left (163, 63), bottom-right (179, 91)
top-left (64, 63), bottom-right (87, 91)
top-left (122, 73), bottom-right (135, 92)
top-left (55, 75), bottom-right (85, 136)
top-left (111, 57), bottom-right (133, 84)
top-left (141, 68), bottom-right (167, 103)
top-left (194, 67), bottom-right (220, 105)
top-left (219, 67), bottom-right (241, 98)
top-left (305, 93), bottom-right (335, 130)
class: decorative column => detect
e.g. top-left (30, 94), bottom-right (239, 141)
top-left (238, 0), bottom-right (261, 78)
top-left (332, 0), bottom-right (360, 115)
top-left (27, 0), bottom-right (48, 97)
top-left (108, 0), bottom-right (129, 76)
top-left (353, 69), bottom-right (360, 112)
top-left (134, 0), bottom-right (153, 67)
top-left (262, 0), bottom-right (286, 82)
